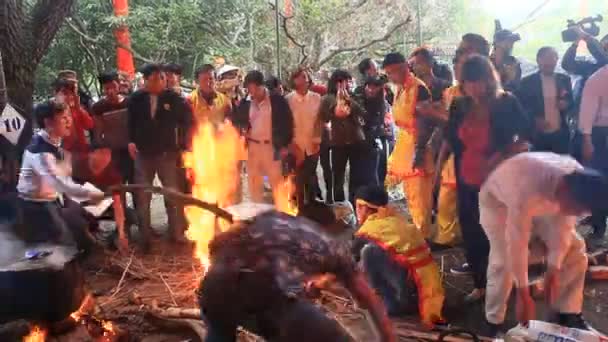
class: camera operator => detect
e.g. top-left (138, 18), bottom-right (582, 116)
top-left (491, 29), bottom-right (522, 92)
top-left (562, 27), bottom-right (608, 81)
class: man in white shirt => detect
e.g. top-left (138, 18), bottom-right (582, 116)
top-left (233, 71), bottom-right (294, 203)
top-left (286, 68), bottom-right (322, 207)
top-left (479, 152), bottom-right (608, 333)
top-left (579, 65), bottom-right (608, 240)
top-left (17, 101), bottom-right (104, 252)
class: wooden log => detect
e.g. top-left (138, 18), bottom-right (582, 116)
top-left (107, 184), bottom-right (234, 223)
top-left (144, 311), bottom-right (207, 342)
top-left (0, 245), bottom-right (85, 323)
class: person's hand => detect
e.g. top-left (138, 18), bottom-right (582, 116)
top-left (89, 191), bottom-right (106, 204)
top-left (572, 26), bottom-right (591, 41)
top-left (558, 99), bottom-right (569, 111)
top-left (582, 136), bottom-right (594, 162)
top-left (335, 102), bottom-right (351, 118)
top-left (544, 266), bottom-right (560, 306)
top-left (515, 287), bottom-right (535, 325)
top-left (279, 147), bottom-right (289, 159)
top-left (535, 118), bottom-right (550, 132)
top-left (128, 143), bottom-right (138, 160)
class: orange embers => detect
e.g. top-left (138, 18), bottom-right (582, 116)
top-left (23, 325), bottom-right (47, 342)
top-left (183, 122), bottom-right (243, 269)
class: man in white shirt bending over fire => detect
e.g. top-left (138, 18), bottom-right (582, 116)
top-left (479, 152), bottom-right (608, 334)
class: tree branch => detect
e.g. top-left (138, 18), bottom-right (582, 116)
top-left (269, 3), bottom-right (309, 66)
top-left (317, 17), bottom-right (412, 67)
top-left (30, 0), bottom-right (77, 63)
top-left (64, 16), bottom-right (155, 64)
top-left (65, 18), bottom-right (99, 43)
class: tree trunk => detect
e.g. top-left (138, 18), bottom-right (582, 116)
top-left (0, 0), bottom-right (76, 184)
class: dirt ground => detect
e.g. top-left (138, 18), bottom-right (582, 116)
top-left (77, 188), bottom-right (608, 341)
top-left (2, 175), bottom-right (608, 341)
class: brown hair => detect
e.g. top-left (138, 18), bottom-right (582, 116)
top-left (289, 66), bottom-right (311, 89)
top-left (461, 54), bottom-right (503, 99)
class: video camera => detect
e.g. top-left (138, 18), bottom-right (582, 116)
top-left (562, 15), bottom-right (603, 42)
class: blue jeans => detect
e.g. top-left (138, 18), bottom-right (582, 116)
top-left (360, 243), bottom-right (415, 315)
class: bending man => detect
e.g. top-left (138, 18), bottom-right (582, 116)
top-left (480, 152), bottom-right (607, 333)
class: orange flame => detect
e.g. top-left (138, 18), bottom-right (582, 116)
top-left (274, 175), bottom-right (298, 216)
top-left (23, 325), bottom-right (47, 342)
top-left (183, 121), bottom-right (243, 268)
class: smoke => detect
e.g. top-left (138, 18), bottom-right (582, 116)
top-left (0, 227), bottom-right (25, 267)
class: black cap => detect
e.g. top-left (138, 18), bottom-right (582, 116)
top-left (564, 168), bottom-right (608, 212)
top-left (364, 76), bottom-right (385, 86)
top-left (494, 29), bottom-right (521, 43)
top-left (244, 70), bottom-right (265, 86)
top-left (382, 52), bottom-right (406, 69)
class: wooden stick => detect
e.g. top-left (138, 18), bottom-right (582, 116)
top-left (145, 311), bottom-right (207, 341)
top-left (108, 184), bottom-right (234, 223)
top-left (107, 252), bottom-right (134, 301)
top-left (160, 274), bottom-right (178, 307)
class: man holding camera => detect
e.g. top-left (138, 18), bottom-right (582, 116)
top-left (562, 26), bottom-right (608, 88)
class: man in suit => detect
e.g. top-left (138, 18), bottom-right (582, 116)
top-left (518, 47), bottom-right (573, 155)
top-left (232, 70), bottom-right (294, 203)
top-left (127, 63), bottom-right (193, 251)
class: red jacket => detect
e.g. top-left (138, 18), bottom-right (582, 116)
top-left (63, 105), bottom-right (94, 154)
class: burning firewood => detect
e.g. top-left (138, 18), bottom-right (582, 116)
top-left (107, 184), bottom-right (234, 223)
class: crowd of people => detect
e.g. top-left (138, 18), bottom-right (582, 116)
top-left (8, 23), bottom-right (608, 340)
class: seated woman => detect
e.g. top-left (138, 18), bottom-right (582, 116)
top-left (353, 185), bottom-right (445, 328)
top-left (15, 101), bottom-right (104, 253)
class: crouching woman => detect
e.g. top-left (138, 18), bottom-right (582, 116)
top-left (354, 185), bottom-right (445, 328)
top-left (15, 101), bottom-right (105, 253)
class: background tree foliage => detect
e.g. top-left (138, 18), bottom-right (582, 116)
top-left (35, 0), bottom-right (464, 98)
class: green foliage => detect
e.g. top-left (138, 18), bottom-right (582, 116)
top-left (36, 0), bottom-right (464, 98)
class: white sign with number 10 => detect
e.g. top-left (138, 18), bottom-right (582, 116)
top-left (0, 104), bottom-right (26, 145)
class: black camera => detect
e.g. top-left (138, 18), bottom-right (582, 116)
top-left (562, 15), bottom-right (603, 42)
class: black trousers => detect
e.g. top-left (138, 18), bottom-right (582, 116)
top-left (590, 127), bottom-right (608, 238)
top-left (295, 153), bottom-right (321, 208)
top-left (331, 142), bottom-right (379, 205)
top-left (319, 145), bottom-right (333, 203)
top-left (457, 183), bottom-right (489, 289)
top-left (16, 197), bottom-right (95, 253)
top-left (199, 263), bottom-right (353, 342)
top-left (377, 138), bottom-right (390, 186)
top-left (533, 129), bottom-right (570, 155)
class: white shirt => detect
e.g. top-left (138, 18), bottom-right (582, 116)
top-left (150, 94), bottom-right (158, 119)
top-left (286, 91), bottom-right (321, 154)
top-left (17, 131), bottom-right (99, 202)
top-left (249, 90), bottom-right (272, 142)
top-left (579, 65), bottom-right (608, 134)
top-left (481, 152), bottom-right (583, 287)
top-left (540, 74), bottom-right (560, 133)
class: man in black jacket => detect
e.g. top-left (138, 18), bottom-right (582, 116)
top-left (518, 47), bottom-right (573, 154)
top-left (127, 64), bottom-right (193, 251)
top-left (232, 70), bottom-right (294, 203)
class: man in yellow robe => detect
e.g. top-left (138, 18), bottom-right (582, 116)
top-left (354, 185), bottom-right (445, 328)
top-left (382, 52), bottom-right (434, 237)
